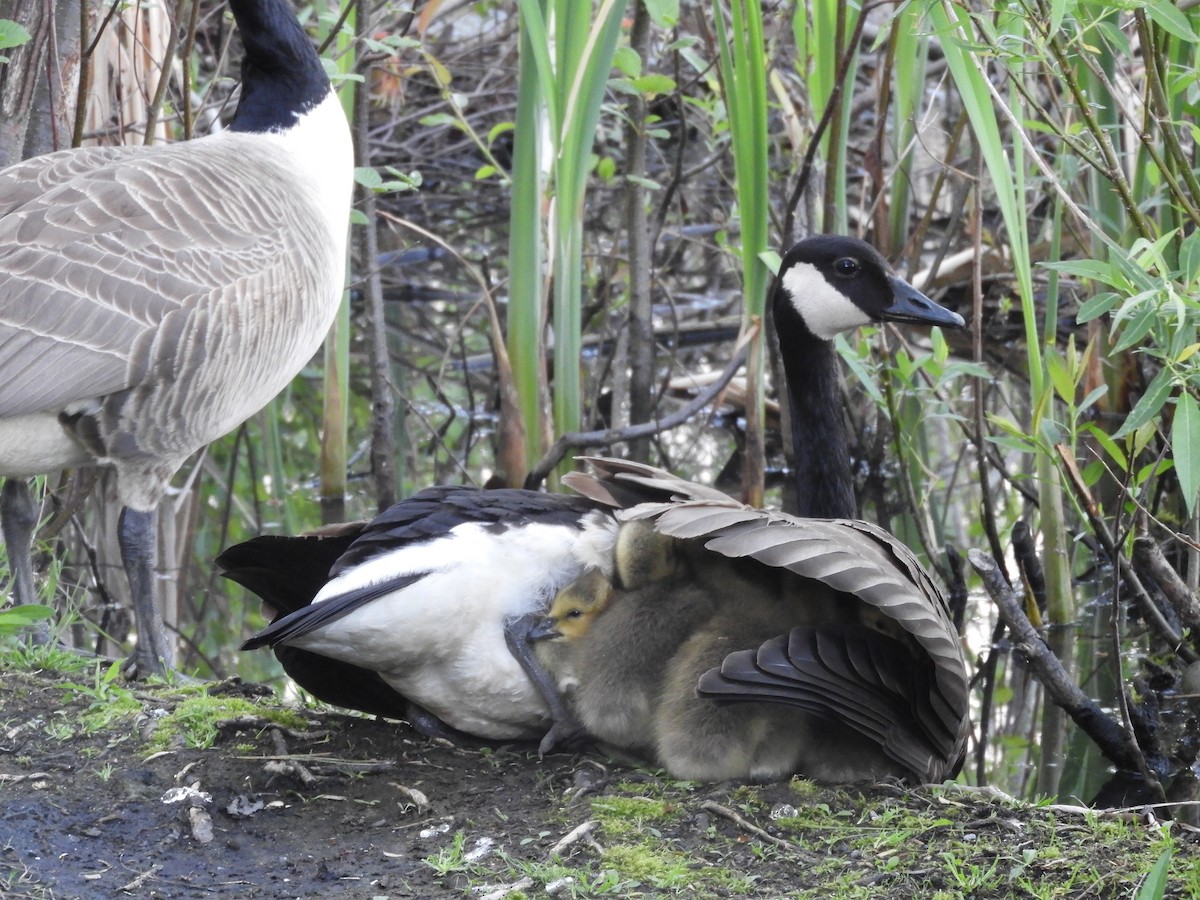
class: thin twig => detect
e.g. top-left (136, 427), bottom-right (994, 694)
top-left (524, 324), bottom-right (757, 490)
top-left (967, 548), bottom-right (1167, 802)
top-left (549, 820), bottom-right (602, 858)
top-left (699, 800), bottom-right (817, 860)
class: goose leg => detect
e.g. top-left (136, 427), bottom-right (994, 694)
top-left (504, 613), bottom-right (587, 755)
top-left (118, 506), bottom-right (172, 678)
top-left (1, 479), bottom-right (38, 606)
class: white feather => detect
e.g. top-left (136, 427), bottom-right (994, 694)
top-left (239, 88), bottom-right (352, 256)
top-left (781, 261), bottom-right (872, 340)
top-left (292, 512), bottom-right (619, 737)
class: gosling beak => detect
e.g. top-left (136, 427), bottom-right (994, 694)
top-left (526, 618), bottom-right (562, 642)
top-left (882, 277), bottom-right (966, 329)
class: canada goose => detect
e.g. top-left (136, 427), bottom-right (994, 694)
top-left (523, 459), bottom-right (969, 783)
top-left (0, 0), bottom-right (352, 675)
top-left (227, 234), bottom-right (966, 753)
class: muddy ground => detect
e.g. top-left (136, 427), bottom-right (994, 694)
top-left (2, 659), bottom-right (1198, 899)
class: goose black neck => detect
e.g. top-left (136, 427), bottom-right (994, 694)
top-left (780, 334), bottom-right (858, 520)
top-left (227, 0), bottom-right (331, 134)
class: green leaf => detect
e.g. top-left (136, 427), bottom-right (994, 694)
top-left (1081, 459), bottom-right (1105, 488)
top-left (631, 74), bottom-right (676, 96)
top-left (1044, 346), bottom-right (1076, 406)
top-left (1115, 367), bottom-right (1174, 439)
top-left (1112, 304), bottom-right (1160, 353)
top-left (1078, 384), bottom-right (1109, 414)
top-left (1135, 847), bottom-right (1172, 900)
top-left (837, 344), bottom-right (885, 405)
top-left (354, 167), bottom-right (382, 189)
top-left (0, 19), bottom-right (31, 51)
top-left (487, 122), bottom-right (515, 145)
top-left (418, 112), bottom-right (459, 129)
top-left (1181, 230), bottom-right (1200, 286)
top-left (612, 46), bottom-right (641, 78)
top-left (758, 249), bottom-right (783, 274)
top-left (474, 164), bottom-right (497, 180)
top-left (625, 174), bottom-right (660, 191)
top-left (1173, 392), bottom-right (1200, 516)
top-left (1144, 0), bottom-right (1199, 41)
top-left (1043, 258), bottom-right (1121, 285)
top-left (644, 0), bottom-right (679, 27)
top-left (0, 603), bottom-right (53, 636)
top-left (1084, 424), bottom-right (1127, 470)
top-left (1076, 291), bottom-right (1122, 323)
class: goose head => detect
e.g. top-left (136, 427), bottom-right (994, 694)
top-left (772, 235), bottom-right (965, 342)
top-left (769, 235), bottom-right (965, 519)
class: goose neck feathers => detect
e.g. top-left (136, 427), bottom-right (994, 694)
top-left (770, 236), bottom-right (965, 517)
top-left (227, 0), bottom-right (333, 134)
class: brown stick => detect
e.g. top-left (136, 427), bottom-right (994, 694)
top-left (523, 325), bottom-right (756, 490)
top-left (967, 548), bottom-right (1166, 801)
top-left (1055, 445), bottom-right (1196, 662)
top-left (1133, 532), bottom-right (1200, 644)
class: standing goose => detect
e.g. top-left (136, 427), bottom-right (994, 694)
top-left (0, 0), bottom-right (352, 675)
top-left (226, 235), bottom-right (966, 760)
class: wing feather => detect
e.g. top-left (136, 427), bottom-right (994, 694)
top-left (0, 135), bottom-right (334, 419)
top-left (568, 457), bottom-right (970, 779)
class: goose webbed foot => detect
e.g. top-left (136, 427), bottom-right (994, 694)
top-left (2, 479), bottom-right (39, 611)
top-left (537, 714), bottom-right (590, 757)
top-left (120, 645), bottom-right (169, 681)
top-left (404, 700), bottom-right (477, 743)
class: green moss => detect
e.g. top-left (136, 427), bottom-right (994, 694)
top-left (601, 844), bottom-right (694, 887)
top-left (590, 795), bottom-right (680, 836)
top-left (148, 695), bottom-right (306, 750)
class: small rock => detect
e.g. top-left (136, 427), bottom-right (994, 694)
top-left (226, 794), bottom-right (265, 818)
top-left (188, 807), bottom-right (214, 844)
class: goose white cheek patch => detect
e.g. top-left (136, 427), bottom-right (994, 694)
top-left (782, 262), bottom-right (874, 340)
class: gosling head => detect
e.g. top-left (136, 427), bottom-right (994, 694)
top-left (530, 569), bottom-right (615, 644)
top-left (613, 520), bottom-right (683, 590)
top-left (772, 235), bottom-right (966, 342)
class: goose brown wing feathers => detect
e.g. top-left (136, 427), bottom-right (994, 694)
top-left (698, 626), bottom-right (955, 781)
top-left (565, 456), bottom-right (970, 781)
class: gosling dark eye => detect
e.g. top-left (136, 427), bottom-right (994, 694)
top-left (567, 609), bottom-right (582, 620)
top-left (833, 257), bottom-right (861, 277)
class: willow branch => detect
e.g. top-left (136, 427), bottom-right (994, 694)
top-left (967, 548), bottom-right (1165, 799)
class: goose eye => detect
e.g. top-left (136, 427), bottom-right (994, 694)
top-left (833, 257), bottom-right (861, 277)
top-left (567, 608), bottom-right (583, 620)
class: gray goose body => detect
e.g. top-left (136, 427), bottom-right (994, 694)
top-left (0, 0), bottom-right (351, 674)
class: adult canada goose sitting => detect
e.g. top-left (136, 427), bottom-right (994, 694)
top-left (0, 0), bottom-right (352, 675)
top-left (521, 459), bottom-right (968, 783)
top-left (226, 235), bottom-right (966, 755)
